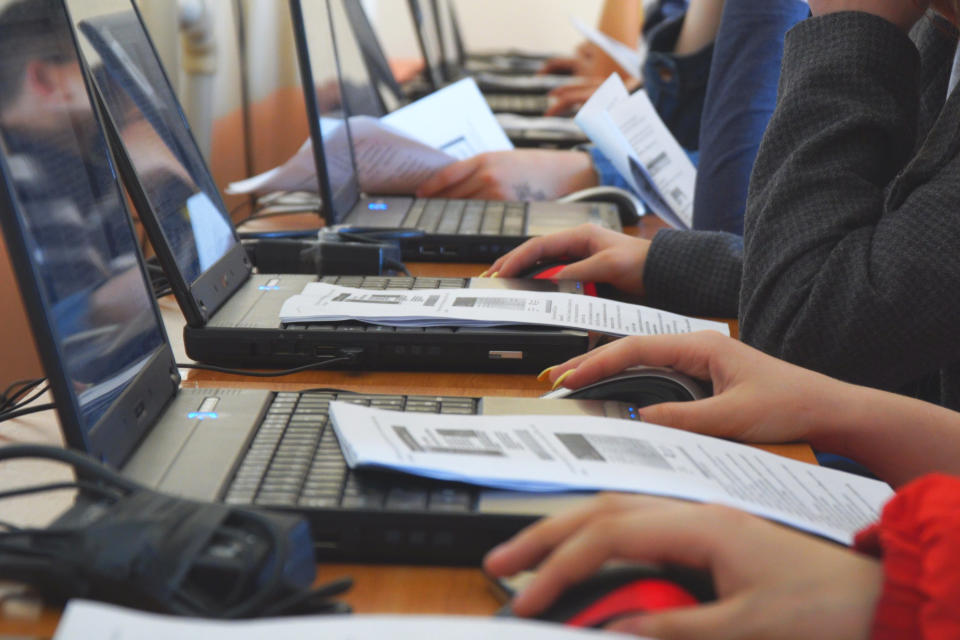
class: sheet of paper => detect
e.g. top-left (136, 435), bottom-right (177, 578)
top-left (382, 77), bottom-right (513, 159)
top-left (278, 282), bottom-right (730, 337)
top-left (607, 93), bottom-right (696, 228)
top-left (54, 601), bottom-right (640, 640)
top-left (329, 403), bottom-right (894, 545)
top-left (573, 74), bottom-right (696, 229)
top-left (571, 16), bottom-right (643, 78)
top-left (228, 79), bottom-right (512, 195)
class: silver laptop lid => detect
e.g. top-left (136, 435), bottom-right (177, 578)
top-left (0, 0), bottom-right (177, 466)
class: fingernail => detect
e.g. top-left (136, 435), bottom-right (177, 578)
top-left (551, 369), bottom-right (575, 390)
top-left (490, 271), bottom-right (499, 278)
top-left (479, 269), bottom-right (489, 277)
top-left (536, 366), bottom-right (555, 382)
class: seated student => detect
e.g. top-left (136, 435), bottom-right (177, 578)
top-left (484, 0), bottom-right (960, 414)
top-left (418, 0), bottom-right (807, 234)
top-left (488, 331), bottom-right (960, 638)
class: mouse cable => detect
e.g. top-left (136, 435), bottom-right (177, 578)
top-left (1, 378), bottom-right (47, 412)
top-left (175, 353), bottom-right (358, 378)
top-left (0, 403), bottom-right (56, 424)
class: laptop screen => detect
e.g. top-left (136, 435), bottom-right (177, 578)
top-left (0, 0), bottom-right (167, 442)
top-left (407, 0), bottom-right (446, 89)
top-left (68, 0), bottom-right (238, 288)
top-left (340, 0), bottom-right (405, 114)
top-left (432, 0), bottom-right (460, 70)
top-left (289, 0), bottom-right (365, 222)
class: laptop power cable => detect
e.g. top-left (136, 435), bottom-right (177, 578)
top-left (0, 445), bottom-right (352, 618)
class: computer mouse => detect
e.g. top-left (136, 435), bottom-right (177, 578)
top-left (541, 365), bottom-right (709, 407)
top-left (516, 260), bottom-right (571, 280)
top-left (499, 565), bottom-right (714, 628)
top-left (559, 186), bottom-right (645, 225)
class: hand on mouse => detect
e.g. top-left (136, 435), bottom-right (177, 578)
top-left (542, 331), bottom-right (960, 488)
top-left (485, 494), bottom-right (883, 640)
top-left (415, 150), bottom-right (597, 202)
top-left (484, 224), bottom-right (651, 296)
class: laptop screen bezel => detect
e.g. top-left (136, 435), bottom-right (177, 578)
top-left (74, 1), bottom-right (252, 328)
top-left (406, 0), bottom-right (446, 91)
top-left (288, 0), bottom-right (364, 225)
top-left (0, 0), bottom-right (180, 467)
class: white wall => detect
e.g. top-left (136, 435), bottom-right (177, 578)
top-left (371, 0), bottom-right (602, 59)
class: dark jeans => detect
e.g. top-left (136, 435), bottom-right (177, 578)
top-left (693, 0), bottom-right (810, 234)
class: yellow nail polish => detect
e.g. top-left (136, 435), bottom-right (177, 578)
top-left (551, 369), bottom-right (575, 390)
top-left (479, 269), bottom-right (489, 277)
top-left (536, 366), bottom-right (555, 382)
top-left (490, 272), bottom-right (499, 278)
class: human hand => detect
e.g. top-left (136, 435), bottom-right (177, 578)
top-left (539, 41), bottom-right (597, 76)
top-left (808, 0), bottom-right (931, 31)
top-left (485, 494), bottom-right (882, 639)
top-left (541, 331), bottom-right (855, 447)
top-left (415, 150), bottom-right (597, 201)
top-left (545, 75), bottom-right (642, 116)
top-left (483, 224), bottom-right (650, 297)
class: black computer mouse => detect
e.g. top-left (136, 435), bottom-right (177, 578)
top-left (541, 365), bottom-right (710, 407)
top-left (499, 565), bottom-right (714, 628)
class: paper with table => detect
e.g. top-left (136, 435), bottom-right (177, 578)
top-left (54, 601), bottom-right (640, 640)
top-left (575, 74), bottom-right (696, 229)
top-left (226, 78), bottom-right (512, 196)
top-left (329, 403), bottom-right (894, 545)
top-left (278, 282), bottom-right (730, 337)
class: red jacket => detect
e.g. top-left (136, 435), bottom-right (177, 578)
top-left (854, 474), bottom-right (960, 639)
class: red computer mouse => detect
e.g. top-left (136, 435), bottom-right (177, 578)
top-left (517, 261), bottom-right (597, 296)
top-left (499, 565), bottom-right (714, 628)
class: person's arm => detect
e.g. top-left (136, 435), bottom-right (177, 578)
top-left (540, 332), bottom-right (960, 488)
top-left (739, 7), bottom-right (960, 396)
top-left (585, 0), bottom-right (644, 78)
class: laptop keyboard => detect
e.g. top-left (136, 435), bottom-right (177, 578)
top-left (485, 94), bottom-right (549, 115)
top-left (401, 198), bottom-right (527, 236)
top-left (223, 391), bottom-right (480, 512)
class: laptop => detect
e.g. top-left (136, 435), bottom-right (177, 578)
top-left (0, 0), bottom-right (635, 565)
top-left (68, 0), bottom-right (596, 373)
top-left (404, 0), bottom-right (562, 116)
top-left (290, 0), bottom-right (621, 264)
top-left (440, 0), bottom-right (555, 76)
top-left (338, 0), bottom-right (588, 148)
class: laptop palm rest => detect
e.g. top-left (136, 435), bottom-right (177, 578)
top-left (122, 388), bottom-right (271, 501)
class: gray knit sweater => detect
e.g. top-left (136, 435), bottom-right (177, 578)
top-left (642, 12), bottom-right (960, 410)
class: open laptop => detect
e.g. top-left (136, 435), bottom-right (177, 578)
top-left (338, 0), bottom-right (588, 149)
top-left (0, 0), bottom-right (636, 565)
top-left (404, 0), bottom-right (561, 116)
top-left (68, 0), bottom-right (596, 373)
top-left (290, 0), bottom-right (622, 264)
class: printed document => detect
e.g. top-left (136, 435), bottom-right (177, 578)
top-left (571, 16), bottom-right (644, 78)
top-left (55, 601), bottom-right (640, 640)
top-left (575, 74), bottom-right (696, 228)
top-left (278, 282), bottom-right (730, 337)
top-left (227, 78), bottom-right (511, 196)
top-left (329, 403), bottom-right (894, 545)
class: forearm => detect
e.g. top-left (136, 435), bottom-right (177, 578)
top-left (809, 381), bottom-right (960, 487)
top-left (673, 0), bottom-right (725, 55)
top-left (589, 0), bottom-right (643, 77)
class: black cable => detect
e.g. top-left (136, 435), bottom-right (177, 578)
top-left (8, 384), bottom-right (49, 413)
top-left (0, 403), bottom-right (56, 423)
top-left (1, 378), bottom-right (46, 412)
top-left (175, 355), bottom-right (355, 378)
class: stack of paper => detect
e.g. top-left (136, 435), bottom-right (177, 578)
top-left (226, 78), bottom-right (512, 196)
top-left (329, 403), bottom-right (895, 545)
top-left (575, 74), bottom-right (696, 229)
top-left (278, 282), bottom-right (730, 337)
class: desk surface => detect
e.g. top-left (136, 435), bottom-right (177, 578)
top-left (0, 215), bottom-right (812, 636)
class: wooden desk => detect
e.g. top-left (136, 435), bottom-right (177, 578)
top-left (0, 216), bottom-right (809, 637)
